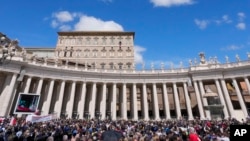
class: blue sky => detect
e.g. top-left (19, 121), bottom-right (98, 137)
top-left (1, 0), bottom-right (250, 69)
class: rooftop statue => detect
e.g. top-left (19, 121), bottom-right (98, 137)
top-left (161, 62), bottom-right (164, 70)
top-left (236, 54), bottom-right (240, 62)
top-left (199, 52), bottom-right (206, 65)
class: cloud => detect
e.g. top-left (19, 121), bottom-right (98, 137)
top-left (51, 20), bottom-right (59, 28)
top-left (236, 12), bottom-right (246, 30)
top-left (74, 15), bottom-right (123, 31)
top-left (50, 11), bottom-right (124, 31)
top-left (194, 19), bottom-right (209, 29)
top-left (215, 15), bottom-right (232, 25)
top-left (238, 12), bottom-right (246, 21)
top-left (221, 45), bottom-right (243, 51)
top-left (134, 45), bottom-right (146, 64)
top-left (52, 11), bottom-right (75, 23)
top-left (236, 22), bottom-right (246, 30)
top-left (150, 0), bottom-right (194, 7)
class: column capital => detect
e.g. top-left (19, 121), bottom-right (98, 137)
top-left (161, 82), bottom-right (167, 85)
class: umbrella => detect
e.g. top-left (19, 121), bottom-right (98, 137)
top-left (101, 130), bottom-right (123, 141)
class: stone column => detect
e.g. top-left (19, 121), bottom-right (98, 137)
top-left (152, 83), bottom-right (160, 120)
top-left (183, 82), bottom-right (194, 120)
top-left (55, 80), bottom-right (65, 118)
top-left (89, 82), bottom-right (97, 119)
top-left (173, 83), bottom-right (181, 119)
top-left (198, 80), bottom-right (211, 120)
top-left (36, 78), bottom-right (44, 95)
top-left (78, 82), bottom-right (86, 119)
top-left (215, 79), bottom-right (229, 119)
top-left (232, 78), bottom-right (248, 117)
top-left (142, 83), bottom-right (149, 120)
top-left (111, 83), bottom-right (117, 120)
top-left (121, 83), bottom-right (127, 120)
top-left (100, 83), bottom-right (107, 120)
top-left (0, 74), bottom-right (12, 105)
top-left (36, 78), bottom-right (44, 113)
top-left (220, 79), bottom-right (234, 117)
top-left (132, 83), bottom-right (138, 120)
top-left (0, 73), bottom-right (17, 116)
top-left (244, 77), bottom-right (250, 95)
top-left (162, 83), bottom-right (171, 119)
top-left (24, 76), bottom-right (32, 93)
top-left (67, 81), bottom-right (76, 118)
top-left (193, 81), bottom-right (205, 119)
top-left (42, 79), bottom-right (55, 115)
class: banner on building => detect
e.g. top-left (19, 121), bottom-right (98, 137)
top-left (14, 93), bottom-right (40, 114)
top-left (26, 114), bottom-right (57, 123)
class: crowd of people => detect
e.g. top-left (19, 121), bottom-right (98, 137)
top-left (0, 116), bottom-right (249, 141)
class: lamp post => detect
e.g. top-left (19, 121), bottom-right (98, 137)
top-left (0, 33), bottom-right (18, 65)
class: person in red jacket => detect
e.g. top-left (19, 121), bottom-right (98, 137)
top-left (188, 127), bottom-right (201, 141)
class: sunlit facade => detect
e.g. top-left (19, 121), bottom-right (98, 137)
top-left (0, 31), bottom-right (250, 121)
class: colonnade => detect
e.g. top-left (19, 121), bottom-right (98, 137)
top-left (0, 72), bottom-right (250, 120)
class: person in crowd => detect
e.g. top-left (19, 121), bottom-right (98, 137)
top-left (0, 116), bottom-right (247, 141)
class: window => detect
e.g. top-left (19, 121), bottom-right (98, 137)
top-left (110, 63), bottom-right (114, 69)
top-left (70, 47), bottom-right (74, 57)
top-left (76, 49), bottom-right (81, 57)
top-left (118, 47), bottom-right (123, 57)
top-left (101, 47), bottom-right (106, 57)
top-left (94, 37), bottom-right (99, 45)
top-left (101, 52), bottom-right (106, 57)
top-left (64, 47), bottom-right (68, 57)
top-left (110, 36), bottom-right (115, 44)
top-left (76, 37), bottom-right (82, 45)
top-left (93, 49), bottom-right (98, 57)
top-left (118, 63), bottom-right (123, 69)
top-left (92, 62), bottom-right (96, 69)
top-left (110, 47), bottom-right (115, 57)
top-left (126, 47), bottom-right (132, 56)
top-left (102, 36), bottom-right (107, 45)
top-left (86, 37), bottom-right (91, 45)
top-left (71, 38), bottom-right (75, 45)
top-left (126, 62), bottom-right (131, 69)
top-left (125, 36), bottom-right (131, 45)
top-left (101, 63), bottom-right (105, 69)
top-left (84, 49), bottom-right (90, 57)
top-left (59, 37), bottom-right (64, 44)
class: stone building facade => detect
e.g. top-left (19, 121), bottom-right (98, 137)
top-left (0, 31), bottom-right (250, 121)
top-left (55, 31), bottom-right (135, 70)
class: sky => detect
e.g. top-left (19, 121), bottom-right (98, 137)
top-left (1, 0), bottom-right (250, 69)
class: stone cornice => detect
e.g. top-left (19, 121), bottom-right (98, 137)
top-left (57, 31), bottom-right (135, 38)
top-left (2, 58), bottom-right (250, 84)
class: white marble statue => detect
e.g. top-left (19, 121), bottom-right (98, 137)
top-left (161, 62), bottom-right (165, 70)
top-left (247, 52), bottom-right (250, 60)
top-left (236, 54), bottom-right (240, 62)
top-left (199, 52), bottom-right (206, 64)
top-left (225, 56), bottom-right (229, 63)
top-left (151, 62), bottom-right (154, 70)
top-left (189, 59), bottom-right (192, 66)
top-left (142, 62), bottom-right (145, 70)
